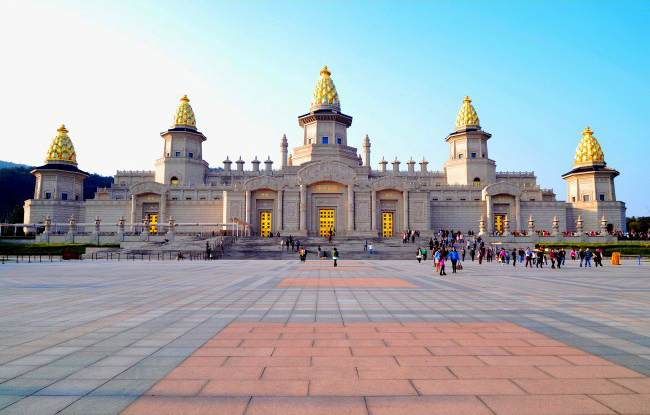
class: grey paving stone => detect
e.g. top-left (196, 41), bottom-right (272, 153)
top-left (0, 395), bottom-right (79, 415)
top-left (56, 396), bottom-right (136, 415)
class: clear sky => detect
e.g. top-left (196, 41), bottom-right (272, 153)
top-left (1, 0), bottom-right (648, 216)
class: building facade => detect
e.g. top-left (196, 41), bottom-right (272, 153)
top-left (24, 66), bottom-right (626, 237)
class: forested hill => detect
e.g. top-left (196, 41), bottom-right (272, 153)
top-left (0, 163), bottom-right (113, 223)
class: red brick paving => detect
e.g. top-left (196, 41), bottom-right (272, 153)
top-left (120, 322), bottom-right (650, 415)
top-left (276, 277), bottom-right (418, 287)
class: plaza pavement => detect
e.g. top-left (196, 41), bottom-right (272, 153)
top-left (0, 259), bottom-right (649, 414)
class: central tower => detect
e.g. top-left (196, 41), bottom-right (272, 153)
top-left (443, 96), bottom-right (496, 186)
top-left (291, 66), bottom-right (357, 166)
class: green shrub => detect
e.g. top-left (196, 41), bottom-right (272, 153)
top-left (534, 242), bottom-right (650, 257)
top-left (0, 243), bottom-right (119, 255)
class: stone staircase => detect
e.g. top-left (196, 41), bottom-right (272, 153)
top-left (222, 235), bottom-right (429, 260)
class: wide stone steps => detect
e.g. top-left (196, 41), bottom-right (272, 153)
top-left (222, 236), bottom-right (431, 260)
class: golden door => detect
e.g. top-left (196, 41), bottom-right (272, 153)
top-left (319, 209), bottom-right (335, 237)
top-left (147, 214), bottom-right (158, 235)
top-left (260, 212), bottom-right (272, 237)
top-left (494, 214), bottom-right (505, 234)
top-left (382, 212), bottom-right (394, 237)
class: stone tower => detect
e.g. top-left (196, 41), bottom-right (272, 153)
top-left (443, 96), bottom-right (496, 186)
top-left (25, 124), bottom-right (88, 223)
top-left (154, 95), bottom-right (208, 185)
top-left (291, 66), bottom-right (357, 166)
top-left (562, 127), bottom-right (625, 231)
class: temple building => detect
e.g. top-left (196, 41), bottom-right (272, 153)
top-left (24, 66), bottom-right (626, 236)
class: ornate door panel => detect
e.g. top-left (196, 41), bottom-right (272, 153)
top-left (260, 211), bottom-right (272, 237)
top-left (494, 214), bottom-right (505, 234)
top-left (319, 209), bottom-right (335, 237)
top-left (382, 212), bottom-right (394, 237)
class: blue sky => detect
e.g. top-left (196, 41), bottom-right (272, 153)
top-left (1, 0), bottom-right (648, 215)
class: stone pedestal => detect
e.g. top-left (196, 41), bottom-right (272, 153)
top-left (140, 218), bottom-right (150, 241)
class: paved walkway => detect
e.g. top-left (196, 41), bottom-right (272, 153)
top-left (0, 259), bottom-right (649, 414)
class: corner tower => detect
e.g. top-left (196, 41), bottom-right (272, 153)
top-left (25, 125), bottom-right (89, 224)
top-left (291, 66), bottom-right (357, 166)
top-left (563, 127), bottom-right (625, 231)
top-left (154, 95), bottom-right (208, 185)
top-left (443, 96), bottom-right (496, 186)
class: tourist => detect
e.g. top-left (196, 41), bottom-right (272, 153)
top-left (331, 247), bottom-right (339, 267)
top-left (594, 248), bottom-right (603, 267)
top-left (512, 248), bottom-right (517, 267)
top-left (550, 249), bottom-right (556, 269)
top-left (429, 238), bottom-right (434, 251)
top-left (557, 249), bottom-right (564, 269)
top-left (439, 254), bottom-right (447, 276)
top-left (584, 248), bottom-right (592, 267)
top-left (416, 248), bottom-right (422, 264)
top-left (448, 248), bottom-right (459, 273)
top-left (536, 248), bottom-right (544, 268)
top-left (364, 240), bottom-right (368, 251)
top-left (579, 248), bottom-right (585, 267)
top-left (434, 249), bottom-right (441, 272)
top-left (525, 247), bottom-right (532, 267)
top-left (280, 239), bottom-right (285, 250)
top-left (461, 246), bottom-right (466, 261)
top-left (422, 247), bottom-right (427, 261)
top-left (470, 247), bottom-right (475, 261)
top-left (295, 239), bottom-right (300, 252)
top-left (570, 248), bottom-right (576, 260)
top-left (369, 243), bottom-right (374, 254)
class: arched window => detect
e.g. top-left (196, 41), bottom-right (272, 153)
top-left (170, 176), bottom-right (179, 185)
top-left (473, 177), bottom-right (481, 186)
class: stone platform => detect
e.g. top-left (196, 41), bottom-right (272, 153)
top-left (0, 259), bottom-right (649, 414)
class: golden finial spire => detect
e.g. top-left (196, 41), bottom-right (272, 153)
top-left (173, 94), bottom-right (196, 127)
top-left (311, 65), bottom-right (340, 109)
top-left (574, 126), bottom-right (605, 166)
top-left (456, 95), bottom-right (480, 129)
top-left (46, 124), bottom-right (77, 165)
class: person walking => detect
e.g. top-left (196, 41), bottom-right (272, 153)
top-left (536, 248), bottom-right (544, 268)
top-left (364, 240), bottom-right (368, 251)
top-left (331, 247), bottom-right (339, 267)
top-left (369, 243), bottom-right (374, 254)
top-left (434, 249), bottom-right (441, 273)
top-left (550, 249), bottom-right (556, 269)
top-left (525, 247), bottom-right (532, 267)
top-left (280, 239), bottom-right (285, 251)
top-left (570, 249), bottom-right (576, 260)
top-left (448, 248), bottom-right (459, 273)
top-left (461, 247), bottom-right (466, 261)
top-left (439, 255), bottom-right (447, 276)
top-left (594, 248), bottom-right (603, 267)
top-left (416, 248), bottom-right (422, 264)
top-left (584, 248), bottom-right (592, 267)
top-left (422, 247), bottom-right (427, 261)
top-left (579, 248), bottom-right (585, 267)
top-left (512, 248), bottom-right (517, 267)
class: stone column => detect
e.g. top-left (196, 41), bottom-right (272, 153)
top-left (277, 190), bottom-right (284, 232)
top-left (159, 193), bottom-right (167, 233)
top-left (299, 184), bottom-right (306, 231)
top-left (371, 190), bottom-right (377, 232)
top-left (245, 190), bottom-right (251, 224)
top-left (130, 194), bottom-right (137, 230)
top-left (423, 194), bottom-right (430, 231)
top-left (515, 195), bottom-right (521, 232)
top-left (485, 194), bottom-right (492, 234)
top-left (403, 190), bottom-right (409, 229)
top-left (347, 185), bottom-right (354, 231)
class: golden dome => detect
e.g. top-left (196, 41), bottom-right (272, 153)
top-left (456, 96), bottom-right (480, 129)
top-left (45, 124), bottom-right (77, 165)
top-left (173, 94), bottom-right (196, 127)
top-left (311, 66), bottom-right (340, 109)
top-left (574, 127), bottom-right (605, 166)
